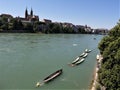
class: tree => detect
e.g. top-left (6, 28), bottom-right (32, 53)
top-left (98, 36), bottom-right (114, 54)
top-left (78, 27), bottom-right (86, 34)
top-left (109, 20), bottom-right (120, 37)
top-left (33, 21), bottom-right (40, 33)
top-left (0, 16), bottom-right (8, 30)
top-left (24, 23), bottom-right (33, 32)
top-left (98, 20), bottom-right (120, 90)
top-left (0, 19), bottom-right (3, 26)
top-left (96, 84), bottom-right (101, 90)
top-left (0, 23), bottom-right (8, 30)
top-left (1, 16), bottom-right (8, 23)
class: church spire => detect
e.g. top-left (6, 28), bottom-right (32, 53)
top-left (25, 7), bottom-right (28, 19)
top-left (30, 8), bottom-right (33, 17)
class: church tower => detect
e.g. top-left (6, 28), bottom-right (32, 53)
top-left (30, 8), bottom-right (33, 17)
top-left (25, 8), bottom-right (28, 19)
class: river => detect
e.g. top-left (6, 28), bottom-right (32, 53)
top-left (0, 34), bottom-right (103, 90)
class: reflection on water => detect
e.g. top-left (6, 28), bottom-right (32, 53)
top-left (73, 44), bottom-right (78, 46)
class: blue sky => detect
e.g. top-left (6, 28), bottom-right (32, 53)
top-left (0, 0), bottom-right (119, 29)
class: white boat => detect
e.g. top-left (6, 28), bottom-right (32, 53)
top-left (88, 50), bottom-right (92, 52)
top-left (79, 52), bottom-right (86, 57)
top-left (82, 53), bottom-right (88, 58)
top-left (85, 49), bottom-right (91, 53)
top-left (72, 57), bottom-right (80, 64)
top-left (75, 58), bottom-right (85, 65)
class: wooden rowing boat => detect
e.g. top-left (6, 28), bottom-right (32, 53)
top-left (43, 69), bottom-right (63, 83)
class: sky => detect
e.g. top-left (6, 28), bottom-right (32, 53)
top-left (0, 0), bottom-right (119, 29)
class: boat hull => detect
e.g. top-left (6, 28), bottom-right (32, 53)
top-left (82, 53), bottom-right (88, 58)
top-left (43, 69), bottom-right (62, 83)
top-left (75, 58), bottom-right (85, 65)
top-left (72, 57), bottom-right (80, 64)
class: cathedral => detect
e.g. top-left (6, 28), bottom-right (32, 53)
top-left (25, 8), bottom-right (33, 19)
top-left (16, 8), bottom-right (39, 23)
top-left (24, 8), bottom-right (39, 22)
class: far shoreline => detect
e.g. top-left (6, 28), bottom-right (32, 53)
top-left (0, 30), bottom-right (107, 35)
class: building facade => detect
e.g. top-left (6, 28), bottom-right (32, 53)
top-left (0, 14), bottom-right (13, 22)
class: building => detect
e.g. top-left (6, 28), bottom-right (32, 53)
top-left (84, 25), bottom-right (92, 33)
top-left (76, 25), bottom-right (85, 29)
top-left (0, 14), bottom-right (13, 18)
top-left (25, 8), bottom-right (39, 21)
top-left (42, 19), bottom-right (52, 24)
top-left (93, 28), bottom-right (109, 34)
top-left (16, 8), bottom-right (39, 23)
top-left (0, 14), bottom-right (13, 22)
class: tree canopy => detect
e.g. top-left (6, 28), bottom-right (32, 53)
top-left (98, 20), bottom-right (120, 90)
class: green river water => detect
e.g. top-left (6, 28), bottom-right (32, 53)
top-left (0, 34), bottom-right (103, 90)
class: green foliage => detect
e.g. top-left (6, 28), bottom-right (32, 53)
top-left (0, 19), bottom-right (3, 26)
top-left (78, 27), bottom-right (86, 34)
top-left (109, 20), bottom-right (120, 37)
top-left (98, 20), bottom-right (120, 90)
top-left (1, 16), bottom-right (8, 23)
top-left (33, 21), bottom-right (41, 33)
top-left (12, 19), bottom-right (24, 30)
top-left (51, 23), bottom-right (61, 33)
top-left (98, 36), bottom-right (114, 54)
top-left (24, 23), bottom-right (33, 32)
top-left (96, 84), bottom-right (101, 90)
top-left (0, 17), bottom-right (25, 31)
top-left (0, 16), bottom-right (8, 30)
top-left (1, 23), bottom-right (8, 30)
top-left (63, 26), bottom-right (74, 33)
top-left (40, 23), bottom-right (76, 34)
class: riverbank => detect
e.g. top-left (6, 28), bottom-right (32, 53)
top-left (90, 54), bottom-right (103, 90)
top-left (0, 30), bottom-right (32, 33)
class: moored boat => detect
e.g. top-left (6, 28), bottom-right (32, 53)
top-left (79, 52), bottom-right (86, 57)
top-left (82, 53), bottom-right (88, 58)
top-left (43, 69), bottom-right (62, 83)
top-left (88, 50), bottom-right (92, 52)
top-left (36, 69), bottom-right (62, 87)
top-left (72, 56), bottom-right (80, 64)
top-left (75, 58), bottom-right (85, 65)
top-left (85, 49), bottom-right (91, 53)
